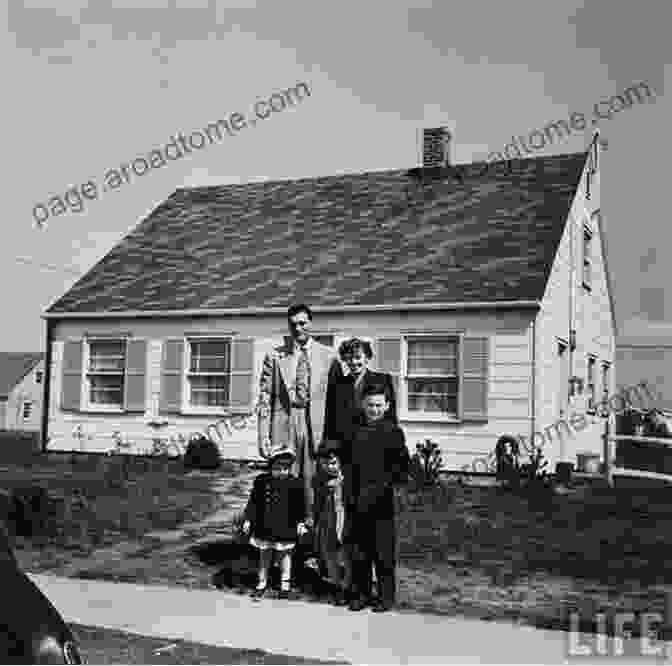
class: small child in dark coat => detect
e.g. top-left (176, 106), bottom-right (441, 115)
top-left (242, 448), bottom-right (309, 599)
top-left (345, 382), bottom-right (410, 613)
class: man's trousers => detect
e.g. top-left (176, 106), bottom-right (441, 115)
top-left (289, 406), bottom-right (315, 514)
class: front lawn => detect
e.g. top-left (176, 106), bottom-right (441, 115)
top-left (3, 451), bottom-right (670, 637)
top-left (395, 477), bottom-right (672, 635)
top-left (0, 452), bottom-right (253, 576)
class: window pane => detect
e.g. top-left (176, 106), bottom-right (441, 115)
top-left (189, 340), bottom-right (230, 373)
top-left (89, 340), bottom-right (126, 372)
top-left (407, 378), bottom-right (458, 414)
top-left (407, 338), bottom-right (457, 375)
top-left (189, 375), bottom-right (229, 407)
top-left (89, 374), bottom-right (124, 406)
top-left (313, 335), bottom-right (334, 347)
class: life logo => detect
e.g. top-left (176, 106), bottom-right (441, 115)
top-left (567, 610), bottom-right (672, 660)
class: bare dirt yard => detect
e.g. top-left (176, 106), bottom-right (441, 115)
top-left (2, 451), bottom-right (670, 638)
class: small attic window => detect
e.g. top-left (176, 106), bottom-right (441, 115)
top-left (582, 225), bottom-right (593, 291)
top-left (586, 134), bottom-right (599, 199)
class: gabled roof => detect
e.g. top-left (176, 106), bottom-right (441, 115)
top-left (47, 152), bottom-right (588, 315)
top-left (0, 353), bottom-right (43, 400)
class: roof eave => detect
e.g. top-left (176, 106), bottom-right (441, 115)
top-left (43, 300), bottom-right (541, 319)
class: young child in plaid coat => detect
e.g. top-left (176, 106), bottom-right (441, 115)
top-left (242, 448), bottom-right (309, 599)
top-left (312, 440), bottom-right (351, 605)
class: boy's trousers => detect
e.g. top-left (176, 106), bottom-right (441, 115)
top-left (350, 516), bottom-right (396, 605)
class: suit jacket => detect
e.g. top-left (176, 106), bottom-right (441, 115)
top-left (258, 337), bottom-right (340, 458)
top-left (323, 369), bottom-right (397, 458)
top-left (243, 473), bottom-right (307, 542)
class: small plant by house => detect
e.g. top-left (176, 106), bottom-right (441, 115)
top-left (492, 434), bottom-right (550, 494)
top-left (183, 435), bottom-right (221, 471)
top-left (231, 511), bottom-right (247, 544)
top-left (517, 441), bottom-right (551, 495)
top-left (409, 439), bottom-right (443, 488)
top-left (494, 434), bottom-right (521, 489)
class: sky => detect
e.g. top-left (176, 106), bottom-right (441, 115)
top-left (2, 0), bottom-right (671, 351)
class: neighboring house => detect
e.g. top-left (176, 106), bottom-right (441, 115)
top-left (0, 353), bottom-right (45, 432)
top-left (616, 337), bottom-right (672, 412)
top-left (41, 129), bottom-right (615, 471)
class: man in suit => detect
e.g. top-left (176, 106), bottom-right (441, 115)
top-left (323, 337), bottom-right (397, 464)
top-left (258, 304), bottom-right (340, 514)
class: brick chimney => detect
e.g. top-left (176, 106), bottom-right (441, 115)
top-left (422, 127), bottom-right (452, 168)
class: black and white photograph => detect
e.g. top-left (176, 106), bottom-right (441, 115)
top-left (2, 0), bottom-right (671, 662)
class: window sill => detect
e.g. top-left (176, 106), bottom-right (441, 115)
top-left (400, 412), bottom-right (460, 424)
top-left (181, 406), bottom-right (256, 417)
top-left (80, 406), bottom-right (125, 414)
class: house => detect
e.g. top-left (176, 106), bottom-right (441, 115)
top-left (0, 353), bottom-right (45, 432)
top-left (41, 129), bottom-right (615, 471)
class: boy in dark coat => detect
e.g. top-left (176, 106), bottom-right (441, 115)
top-left (242, 448), bottom-right (309, 599)
top-left (345, 383), bottom-right (410, 612)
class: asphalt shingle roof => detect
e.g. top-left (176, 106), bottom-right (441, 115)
top-left (47, 152), bottom-right (588, 314)
top-left (0, 353), bottom-right (43, 399)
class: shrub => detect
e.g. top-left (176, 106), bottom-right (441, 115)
top-left (518, 444), bottom-right (551, 495)
top-left (184, 435), bottom-right (221, 470)
top-left (495, 435), bottom-right (521, 488)
top-left (231, 511), bottom-right (247, 544)
top-left (409, 439), bottom-right (443, 487)
top-left (9, 486), bottom-right (54, 537)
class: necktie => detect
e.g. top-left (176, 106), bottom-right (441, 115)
top-left (294, 345), bottom-right (310, 406)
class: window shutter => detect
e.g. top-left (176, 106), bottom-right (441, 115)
top-left (61, 340), bottom-right (83, 411)
top-left (461, 336), bottom-right (489, 420)
top-left (376, 338), bottom-right (401, 399)
top-left (159, 340), bottom-right (184, 413)
top-left (229, 338), bottom-right (255, 409)
top-left (124, 339), bottom-right (147, 412)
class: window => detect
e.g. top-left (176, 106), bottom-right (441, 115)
top-left (87, 339), bottom-right (126, 408)
top-left (601, 362), bottom-right (610, 398)
top-left (35, 370), bottom-right (43, 384)
top-left (406, 337), bottom-right (459, 416)
top-left (187, 338), bottom-right (231, 408)
top-left (557, 341), bottom-right (568, 416)
top-left (582, 225), bottom-right (592, 289)
top-left (587, 356), bottom-right (596, 411)
top-left (313, 334), bottom-right (335, 347)
top-left (22, 401), bottom-right (32, 420)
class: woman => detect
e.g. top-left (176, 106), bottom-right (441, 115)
top-left (323, 337), bottom-right (397, 463)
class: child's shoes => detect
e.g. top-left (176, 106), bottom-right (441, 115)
top-left (330, 588), bottom-right (348, 606)
top-left (348, 597), bottom-right (367, 611)
top-left (250, 587), bottom-right (267, 600)
top-left (371, 600), bottom-right (393, 613)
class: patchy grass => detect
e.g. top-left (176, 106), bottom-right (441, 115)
top-left (395, 477), bottom-right (672, 635)
top-left (4, 452), bottom-right (670, 638)
top-left (0, 452), bottom-right (254, 579)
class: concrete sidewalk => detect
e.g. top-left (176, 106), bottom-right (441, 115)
top-left (29, 573), bottom-right (578, 663)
